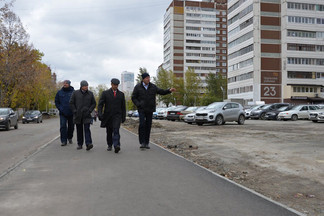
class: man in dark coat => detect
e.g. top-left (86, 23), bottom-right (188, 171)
top-left (98, 78), bottom-right (126, 153)
top-left (69, 80), bottom-right (96, 151)
top-left (55, 80), bottom-right (75, 146)
top-left (132, 72), bottom-right (175, 149)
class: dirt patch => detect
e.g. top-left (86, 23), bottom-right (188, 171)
top-left (123, 118), bottom-right (324, 216)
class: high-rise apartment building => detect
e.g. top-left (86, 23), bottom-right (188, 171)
top-left (163, 0), bottom-right (227, 86)
top-left (227, 0), bottom-right (324, 105)
top-left (120, 71), bottom-right (134, 97)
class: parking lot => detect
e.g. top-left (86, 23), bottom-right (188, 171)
top-left (125, 118), bottom-right (324, 215)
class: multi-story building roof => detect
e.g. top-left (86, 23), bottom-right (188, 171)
top-left (227, 0), bottom-right (324, 105)
top-left (163, 0), bottom-right (227, 86)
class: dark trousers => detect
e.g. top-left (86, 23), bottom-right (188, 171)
top-left (106, 127), bottom-right (120, 148)
top-left (76, 123), bottom-right (92, 146)
top-left (138, 111), bottom-right (153, 145)
top-left (59, 114), bottom-right (74, 144)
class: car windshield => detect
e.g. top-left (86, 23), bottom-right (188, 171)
top-left (0, 109), bottom-right (9, 115)
top-left (261, 105), bottom-right (272, 110)
top-left (25, 111), bottom-right (38, 115)
top-left (206, 102), bottom-right (225, 110)
top-left (184, 107), bottom-right (198, 112)
top-left (278, 106), bottom-right (289, 111)
top-left (291, 105), bottom-right (302, 110)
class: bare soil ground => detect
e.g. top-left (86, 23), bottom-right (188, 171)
top-left (123, 118), bottom-right (324, 216)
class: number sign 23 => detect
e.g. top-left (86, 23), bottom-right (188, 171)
top-left (262, 85), bottom-right (280, 97)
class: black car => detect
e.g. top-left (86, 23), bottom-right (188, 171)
top-left (264, 105), bottom-right (292, 120)
top-left (22, 110), bottom-right (43, 124)
top-left (0, 108), bottom-right (18, 130)
top-left (166, 106), bottom-right (188, 121)
top-left (250, 103), bottom-right (290, 120)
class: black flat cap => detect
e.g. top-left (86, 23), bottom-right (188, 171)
top-left (111, 78), bottom-right (120, 85)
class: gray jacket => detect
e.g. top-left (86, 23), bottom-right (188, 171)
top-left (69, 89), bottom-right (96, 124)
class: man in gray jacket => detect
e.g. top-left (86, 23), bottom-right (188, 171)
top-left (69, 80), bottom-right (96, 150)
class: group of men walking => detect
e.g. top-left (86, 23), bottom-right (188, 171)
top-left (55, 73), bottom-right (175, 153)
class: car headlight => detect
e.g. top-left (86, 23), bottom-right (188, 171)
top-left (35, 116), bottom-right (38, 118)
top-left (209, 110), bottom-right (215, 113)
top-left (22, 116), bottom-right (26, 119)
top-left (0, 117), bottom-right (4, 121)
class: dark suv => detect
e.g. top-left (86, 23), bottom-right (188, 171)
top-left (250, 103), bottom-right (290, 120)
top-left (0, 108), bottom-right (18, 130)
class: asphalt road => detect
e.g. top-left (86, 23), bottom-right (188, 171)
top-left (0, 117), bottom-right (59, 177)
top-left (0, 119), bottom-right (303, 216)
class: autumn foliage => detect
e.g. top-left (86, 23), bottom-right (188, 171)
top-left (0, 2), bottom-right (56, 110)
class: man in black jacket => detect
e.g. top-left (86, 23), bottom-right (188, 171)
top-left (55, 80), bottom-right (74, 146)
top-left (69, 80), bottom-right (96, 151)
top-left (132, 73), bottom-right (175, 149)
top-left (98, 78), bottom-right (126, 153)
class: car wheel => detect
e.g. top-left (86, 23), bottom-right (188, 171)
top-left (14, 122), bottom-right (18, 129)
top-left (22, 121), bottom-right (25, 124)
top-left (312, 120), bottom-right (318, 123)
top-left (291, 114), bottom-right (298, 121)
top-left (37, 119), bottom-right (39, 123)
top-left (238, 115), bottom-right (245, 125)
top-left (187, 122), bottom-right (192, 124)
top-left (215, 115), bottom-right (224, 125)
top-left (197, 123), bottom-right (203, 126)
top-left (260, 113), bottom-right (266, 120)
top-left (6, 121), bottom-right (10, 131)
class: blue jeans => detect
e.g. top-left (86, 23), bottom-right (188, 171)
top-left (76, 123), bottom-right (92, 146)
top-left (138, 111), bottom-right (153, 145)
top-left (59, 114), bottom-right (74, 144)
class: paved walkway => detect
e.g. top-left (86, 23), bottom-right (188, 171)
top-left (0, 123), bottom-right (303, 216)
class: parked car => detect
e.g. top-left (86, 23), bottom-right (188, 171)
top-left (0, 108), bottom-right (18, 130)
top-left (195, 102), bottom-right (245, 126)
top-left (157, 107), bottom-right (169, 120)
top-left (127, 110), bottom-right (134, 117)
top-left (132, 110), bottom-right (139, 117)
top-left (309, 109), bottom-right (324, 122)
top-left (22, 110), bottom-right (43, 123)
top-left (153, 108), bottom-right (163, 119)
top-left (277, 104), bottom-right (319, 121)
top-left (166, 106), bottom-right (188, 121)
top-left (179, 106), bottom-right (198, 121)
top-left (264, 105), bottom-right (292, 120)
top-left (244, 105), bottom-right (264, 119)
top-left (183, 106), bottom-right (206, 124)
top-left (48, 108), bottom-right (59, 116)
top-left (250, 103), bottom-right (290, 120)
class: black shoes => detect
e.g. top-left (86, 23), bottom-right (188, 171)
top-left (77, 145), bottom-right (82, 150)
top-left (68, 139), bottom-right (73, 144)
top-left (140, 143), bottom-right (150, 149)
top-left (61, 142), bottom-right (67, 146)
top-left (114, 146), bottom-right (120, 153)
top-left (86, 144), bottom-right (93, 151)
top-left (107, 146), bottom-right (112, 151)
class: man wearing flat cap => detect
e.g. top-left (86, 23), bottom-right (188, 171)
top-left (55, 80), bottom-right (75, 146)
top-left (69, 80), bottom-right (96, 151)
top-left (132, 72), bottom-right (175, 150)
top-left (98, 78), bottom-right (126, 153)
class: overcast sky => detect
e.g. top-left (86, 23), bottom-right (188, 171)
top-left (11, 0), bottom-right (171, 88)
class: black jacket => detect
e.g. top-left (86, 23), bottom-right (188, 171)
top-left (132, 82), bottom-right (171, 113)
top-left (97, 88), bottom-right (126, 128)
top-left (69, 89), bottom-right (96, 124)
